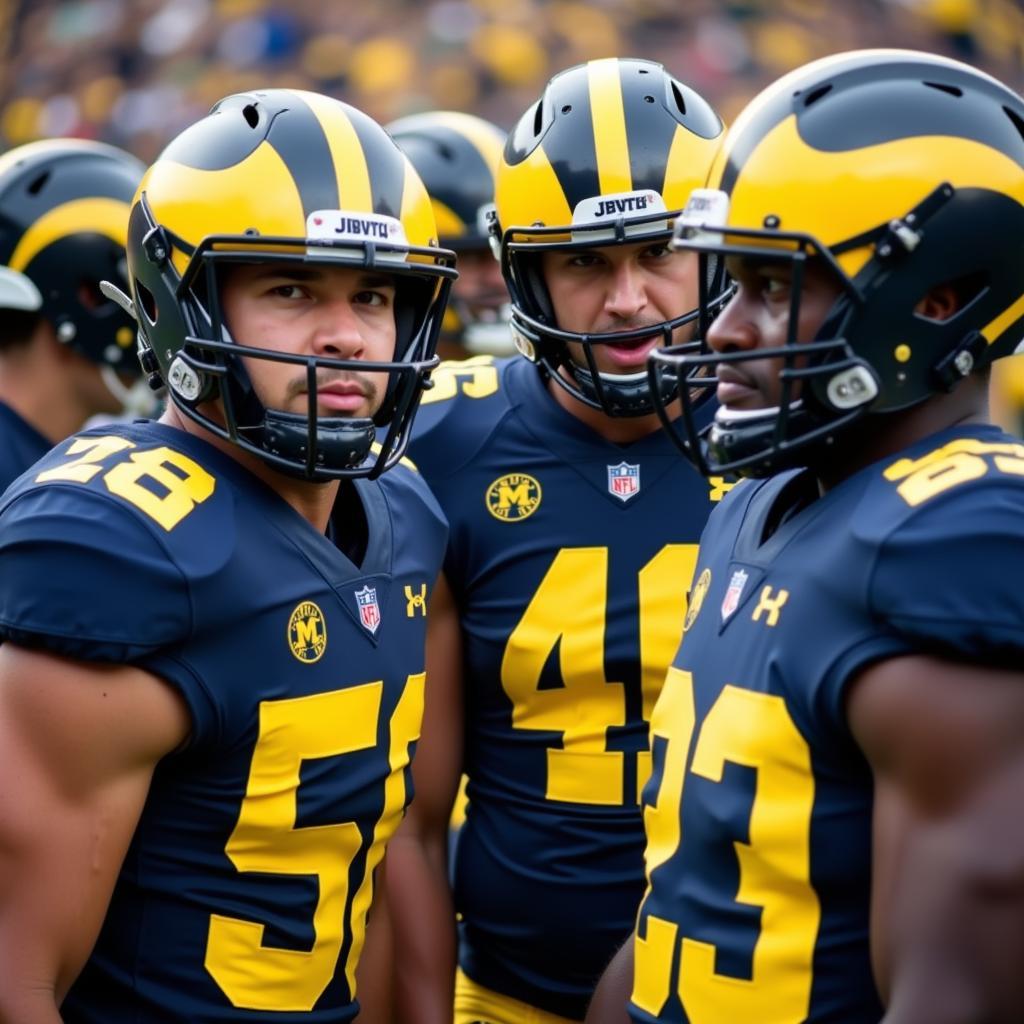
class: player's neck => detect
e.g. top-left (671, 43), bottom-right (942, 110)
top-left (160, 403), bottom-right (340, 533)
top-left (545, 373), bottom-right (667, 444)
top-left (0, 357), bottom-right (90, 444)
top-left (814, 381), bottom-right (991, 493)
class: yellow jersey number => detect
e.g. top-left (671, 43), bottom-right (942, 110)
top-left (206, 673), bottom-right (424, 1011)
top-left (633, 667), bottom-right (820, 1022)
top-left (35, 435), bottom-right (215, 530)
top-left (884, 436), bottom-right (1024, 506)
top-left (501, 544), bottom-right (698, 806)
top-left (420, 356), bottom-right (499, 405)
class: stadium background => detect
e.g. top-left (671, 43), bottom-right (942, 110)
top-left (1, 0), bottom-right (1022, 429)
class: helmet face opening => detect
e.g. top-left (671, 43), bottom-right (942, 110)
top-left (652, 218), bottom-right (870, 477)
top-left (128, 89), bottom-right (457, 481)
top-left (650, 50), bottom-right (1024, 477)
top-left (493, 57), bottom-right (728, 417)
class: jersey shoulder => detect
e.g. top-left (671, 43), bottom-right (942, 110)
top-left (0, 402), bottom-right (54, 494)
top-left (374, 457), bottom-right (449, 558)
top-left (861, 428), bottom-right (1024, 660)
top-left (0, 423), bottom-right (239, 661)
top-left (409, 355), bottom-right (520, 480)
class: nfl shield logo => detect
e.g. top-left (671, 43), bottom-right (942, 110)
top-left (721, 569), bottom-right (749, 623)
top-left (354, 585), bottom-right (381, 634)
top-left (607, 462), bottom-right (641, 502)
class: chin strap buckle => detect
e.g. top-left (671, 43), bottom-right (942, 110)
top-left (932, 330), bottom-right (987, 392)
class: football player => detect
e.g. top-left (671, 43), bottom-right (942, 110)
top-left (385, 58), bottom-right (730, 1024)
top-left (0, 139), bottom-right (152, 491)
top-left (0, 89), bottom-right (454, 1022)
top-left (388, 110), bottom-right (513, 360)
top-left (588, 49), bottom-right (1024, 1024)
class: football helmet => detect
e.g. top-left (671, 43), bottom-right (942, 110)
top-left (653, 49), bottom-right (1024, 477)
top-left (120, 89), bottom-right (456, 480)
top-left (0, 139), bottom-right (151, 411)
top-left (493, 57), bottom-right (727, 416)
top-left (387, 110), bottom-right (512, 355)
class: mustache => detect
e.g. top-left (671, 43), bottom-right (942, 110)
top-left (588, 319), bottom-right (667, 338)
top-left (284, 370), bottom-right (380, 405)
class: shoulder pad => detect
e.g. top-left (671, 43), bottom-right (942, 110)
top-left (410, 355), bottom-right (515, 479)
top-left (0, 484), bottom-right (195, 661)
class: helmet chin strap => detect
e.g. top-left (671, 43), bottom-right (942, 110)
top-left (100, 365), bottom-right (161, 417)
top-left (258, 409), bottom-right (377, 480)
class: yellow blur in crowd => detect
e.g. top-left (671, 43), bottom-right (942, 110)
top-left (991, 354), bottom-right (1024, 438)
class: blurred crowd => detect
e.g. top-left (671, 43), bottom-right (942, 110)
top-left (0, 0), bottom-right (1021, 163)
top-left (2, 0), bottom-right (1024, 432)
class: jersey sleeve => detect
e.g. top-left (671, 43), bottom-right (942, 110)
top-left (0, 485), bottom-right (193, 661)
top-left (408, 356), bottom-right (510, 483)
top-left (867, 482), bottom-right (1024, 663)
top-left (380, 461), bottom-right (450, 582)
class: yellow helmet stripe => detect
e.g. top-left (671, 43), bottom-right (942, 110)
top-left (9, 196), bottom-right (130, 272)
top-left (495, 142), bottom-right (573, 230)
top-left (587, 58), bottom-right (632, 195)
top-left (400, 153), bottom-right (442, 259)
top-left (296, 91), bottom-right (372, 212)
top-left (662, 123), bottom-right (717, 211)
top-left (729, 118), bottom-right (1024, 277)
top-left (984, 292), bottom-right (1024, 348)
top-left (144, 144), bottom-right (306, 274)
top-left (429, 197), bottom-right (465, 238)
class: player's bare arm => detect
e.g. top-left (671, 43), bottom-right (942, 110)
top-left (386, 570), bottom-right (464, 1024)
top-left (0, 645), bottom-right (189, 1022)
top-left (585, 939), bottom-right (634, 1024)
top-left (849, 653), bottom-right (1024, 1022)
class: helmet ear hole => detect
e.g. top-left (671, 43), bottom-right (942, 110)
top-left (913, 272), bottom-right (988, 324)
top-left (1004, 105), bottom-right (1024, 143)
top-left (803, 84), bottom-right (833, 107)
top-left (669, 81), bottom-right (687, 116)
top-left (27, 171), bottom-right (49, 195)
top-left (136, 281), bottom-right (158, 326)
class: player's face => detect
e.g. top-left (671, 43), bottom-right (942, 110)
top-left (708, 255), bottom-right (843, 411)
top-left (220, 262), bottom-right (397, 420)
top-left (452, 247), bottom-right (507, 323)
top-left (540, 239), bottom-right (699, 375)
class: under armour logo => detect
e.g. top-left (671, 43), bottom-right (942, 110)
top-left (708, 475), bottom-right (736, 502)
top-left (751, 585), bottom-right (789, 627)
top-left (405, 583), bottom-right (427, 617)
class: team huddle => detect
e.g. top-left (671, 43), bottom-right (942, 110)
top-left (0, 46), bottom-right (1022, 1024)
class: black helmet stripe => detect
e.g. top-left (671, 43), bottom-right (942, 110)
top-left (265, 94), bottom-right (339, 217)
top-left (413, 125), bottom-right (493, 223)
top-left (620, 66), bottom-right (680, 196)
top-left (348, 105), bottom-right (407, 219)
top-left (542, 71), bottom-right (601, 210)
top-left (797, 60), bottom-right (1024, 161)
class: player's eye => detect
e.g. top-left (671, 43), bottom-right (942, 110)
top-left (271, 284), bottom-right (307, 300)
top-left (761, 276), bottom-right (790, 299)
top-left (644, 243), bottom-right (672, 259)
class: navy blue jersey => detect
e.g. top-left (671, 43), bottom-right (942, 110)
top-left (631, 425), bottom-right (1024, 1024)
top-left (0, 420), bottom-right (447, 1023)
top-left (0, 400), bottom-right (51, 493)
top-left (410, 356), bottom-right (727, 1019)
